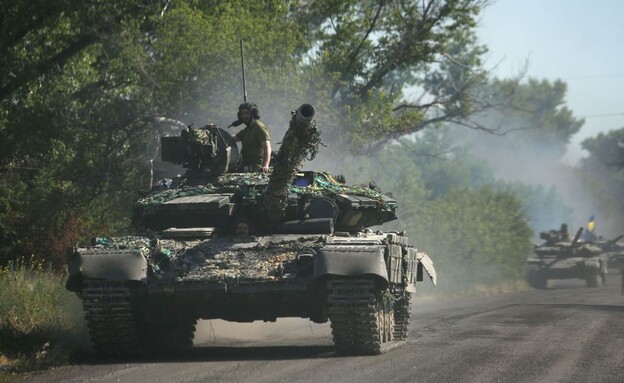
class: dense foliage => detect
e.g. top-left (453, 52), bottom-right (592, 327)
top-left (0, 0), bottom-right (495, 266)
top-left (1, 0), bottom-right (308, 265)
top-left (577, 129), bottom-right (624, 236)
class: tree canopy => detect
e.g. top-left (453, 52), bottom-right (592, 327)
top-left (1, 0), bottom-right (499, 264)
top-left (576, 128), bottom-right (624, 236)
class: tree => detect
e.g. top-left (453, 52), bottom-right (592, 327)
top-left (418, 186), bottom-right (532, 285)
top-left (576, 128), bottom-right (624, 235)
top-left (299, 0), bottom-right (492, 151)
top-left (451, 78), bottom-right (584, 160)
top-left (581, 128), bottom-right (624, 169)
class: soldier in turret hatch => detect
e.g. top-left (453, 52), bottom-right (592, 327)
top-left (560, 223), bottom-right (570, 241)
top-left (233, 102), bottom-right (272, 173)
top-left (236, 220), bottom-right (250, 237)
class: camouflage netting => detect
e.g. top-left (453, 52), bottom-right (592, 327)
top-left (186, 124), bottom-right (217, 145)
top-left (291, 172), bottom-right (395, 211)
top-left (136, 171), bottom-right (393, 211)
top-left (93, 235), bottom-right (326, 282)
top-left (135, 173), bottom-right (270, 206)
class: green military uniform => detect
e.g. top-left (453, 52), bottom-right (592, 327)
top-left (236, 120), bottom-right (270, 171)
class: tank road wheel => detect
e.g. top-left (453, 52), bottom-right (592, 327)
top-left (327, 277), bottom-right (395, 355)
top-left (82, 280), bottom-right (144, 358)
top-left (392, 287), bottom-right (411, 341)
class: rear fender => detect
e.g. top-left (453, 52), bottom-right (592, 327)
top-left (403, 248), bottom-right (437, 292)
top-left (66, 248), bottom-right (148, 292)
top-left (415, 251), bottom-right (437, 286)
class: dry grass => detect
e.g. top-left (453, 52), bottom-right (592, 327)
top-left (0, 260), bottom-right (89, 375)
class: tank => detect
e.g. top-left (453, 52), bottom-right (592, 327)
top-left (65, 104), bottom-right (437, 358)
top-left (525, 227), bottom-right (608, 289)
top-left (591, 234), bottom-right (624, 268)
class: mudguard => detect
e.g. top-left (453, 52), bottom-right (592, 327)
top-left (66, 248), bottom-right (148, 292)
top-left (417, 251), bottom-right (437, 286)
top-left (403, 248), bottom-right (437, 292)
top-left (313, 245), bottom-right (388, 286)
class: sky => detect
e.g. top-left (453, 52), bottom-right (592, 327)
top-left (476, 0), bottom-right (624, 164)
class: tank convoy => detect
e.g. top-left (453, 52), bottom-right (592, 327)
top-left (525, 225), bottom-right (608, 289)
top-left (592, 235), bottom-right (624, 269)
top-left (66, 104), bottom-right (437, 358)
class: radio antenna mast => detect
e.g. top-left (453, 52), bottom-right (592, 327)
top-left (240, 39), bottom-right (247, 102)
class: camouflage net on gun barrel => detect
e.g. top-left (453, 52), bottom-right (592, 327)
top-left (262, 117), bottom-right (321, 225)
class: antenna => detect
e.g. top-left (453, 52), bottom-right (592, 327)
top-left (226, 40), bottom-right (249, 129)
top-left (240, 39), bottom-right (247, 102)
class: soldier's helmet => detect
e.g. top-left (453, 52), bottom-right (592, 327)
top-left (238, 102), bottom-right (260, 119)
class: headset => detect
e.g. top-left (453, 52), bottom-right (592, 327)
top-left (227, 104), bottom-right (261, 129)
top-left (237, 102), bottom-right (260, 120)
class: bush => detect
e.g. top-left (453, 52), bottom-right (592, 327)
top-left (0, 260), bottom-right (88, 373)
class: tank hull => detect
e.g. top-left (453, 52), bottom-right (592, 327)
top-left (525, 254), bottom-right (608, 289)
top-left (68, 231), bottom-right (435, 357)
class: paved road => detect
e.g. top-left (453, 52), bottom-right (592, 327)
top-left (15, 274), bottom-right (624, 383)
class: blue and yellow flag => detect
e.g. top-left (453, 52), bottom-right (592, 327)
top-left (587, 215), bottom-right (596, 233)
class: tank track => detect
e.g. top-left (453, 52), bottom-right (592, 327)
top-left (82, 280), bottom-right (143, 358)
top-left (392, 287), bottom-right (410, 341)
top-left (327, 277), bottom-right (396, 355)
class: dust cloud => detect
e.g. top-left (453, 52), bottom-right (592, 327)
top-left (193, 318), bottom-right (331, 346)
top-left (450, 127), bottom-right (612, 235)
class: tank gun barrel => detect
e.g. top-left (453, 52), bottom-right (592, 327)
top-left (295, 104), bottom-right (315, 128)
top-left (571, 227), bottom-right (584, 248)
top-left (262, 104), bottom-right (320, 226)
top-left (605, 234), bottom-right (624, 249)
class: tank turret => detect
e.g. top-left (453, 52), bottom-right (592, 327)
top-left (592, 234), bottom-right (624, 268)
top-left (133, 104), bottom-right (397, 235)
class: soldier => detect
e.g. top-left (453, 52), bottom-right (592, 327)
top-left (236, 221), bottom-right (250, 237)
top-left (234, 217), bottom-right (254, 238)
top-left (234, 102), bottom-right (272, 173)
top-left (560, 223), bottom-right (570, 241)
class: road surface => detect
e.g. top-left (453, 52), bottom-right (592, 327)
top-left (13, 274), bottom-right (624, 383)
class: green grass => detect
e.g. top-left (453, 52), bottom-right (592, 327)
top-left (0, 260), bottom-right (89, 375)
